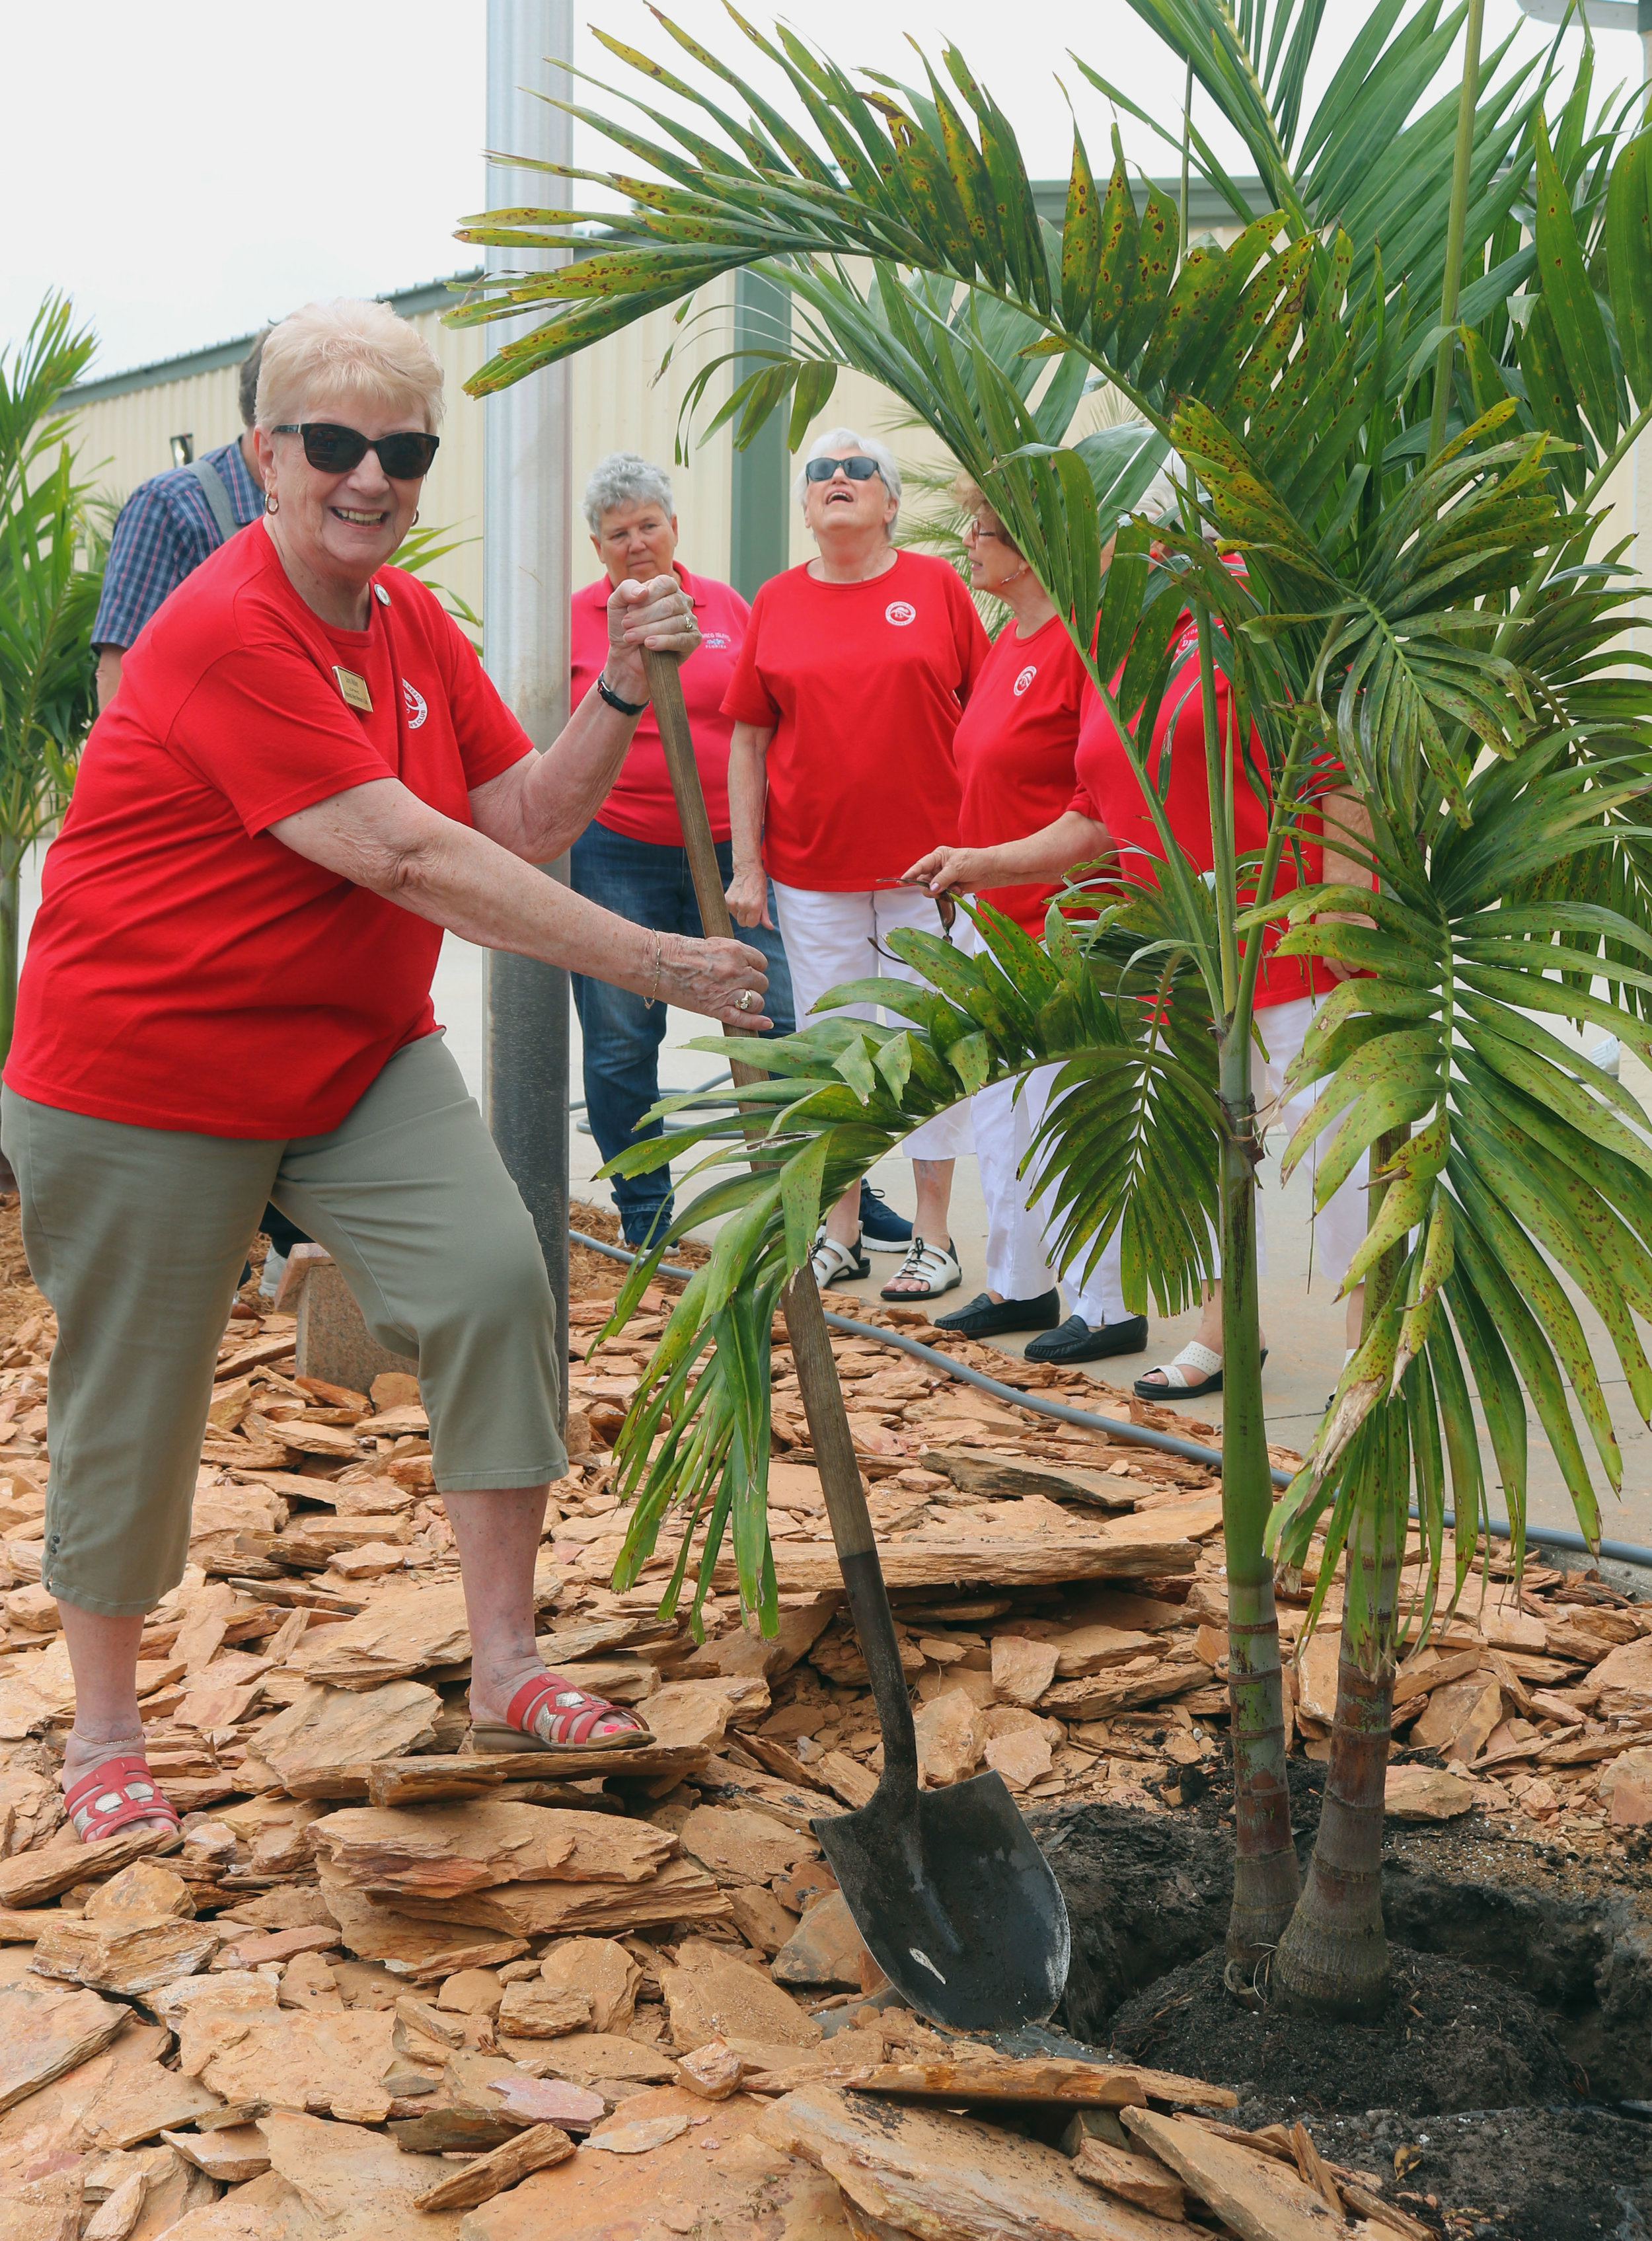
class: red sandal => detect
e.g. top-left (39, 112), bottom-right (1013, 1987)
top-left (63, 1754), bottom-right (180, 1843)
top-left (470, 1673), bottom-right (656, 1755)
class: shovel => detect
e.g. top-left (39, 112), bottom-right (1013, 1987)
top-left (642, 648), bottom-right (1070, 2032)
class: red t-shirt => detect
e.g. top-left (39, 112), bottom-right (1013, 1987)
top-left (1069, 609), bottom-right (1336, 1010)
top-left (7, 525), bottom-right (529, 1137)
top-left (570, 564), bottom-right (750, 846)
top-left (953, 613), bottom-right (1089, 936)
top-left (720, 551), bottom-right (988, 891)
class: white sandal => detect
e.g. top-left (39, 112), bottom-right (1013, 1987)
top-left (880, 1234), bottom-right (961, 1303)
top-left (810, 1231), bottom-right (870, 1288)
top-left (1134, 1339), bottom-right (1267, 1402)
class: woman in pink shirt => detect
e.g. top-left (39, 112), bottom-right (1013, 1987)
top-left (569, 455), bottom-right (794, 1245)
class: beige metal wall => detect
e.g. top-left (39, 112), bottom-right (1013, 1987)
top-left (68, 259), bottom-right (1646, 613)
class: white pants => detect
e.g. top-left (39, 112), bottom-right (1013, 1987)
top-left (1250, 991), bottom-right (1369, 1293)
top-left (769, 882), bottom-right (974, 1163)
top-left (969, 987), bottom-right (1369, 1326)
top-left (975, 1068), bottom-right (1127, 1324)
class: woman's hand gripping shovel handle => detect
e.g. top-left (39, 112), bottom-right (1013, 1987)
top-left (642, 650), bottom-right (919, 1796)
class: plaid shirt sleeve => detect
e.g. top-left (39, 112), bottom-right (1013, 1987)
top-left (91, 441), bottom-right (262, 652)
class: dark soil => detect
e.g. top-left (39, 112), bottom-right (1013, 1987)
top-left (1107, 1942), bottom-right (1578, 2117)
top-left (1033, 1794), bottom-right (1652, 2103)
top-left (1310, 2105), bottom-right (1652, 2241)
top-left (1031, 1798), bottom-right (1652, 2239)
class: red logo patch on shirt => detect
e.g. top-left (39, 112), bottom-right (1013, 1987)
top-left (885, 600), bottom-right (917, 627)
top-left (1013, 665), bottom-right (1037, 697)
top-left (402, 679), bottom-right (428, 729)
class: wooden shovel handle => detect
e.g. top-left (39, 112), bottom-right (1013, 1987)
top-left (641, 649), bottom-right (893, 1603)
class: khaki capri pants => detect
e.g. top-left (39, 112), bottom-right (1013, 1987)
top-left (1, 1034), bottom-right (564, 1618)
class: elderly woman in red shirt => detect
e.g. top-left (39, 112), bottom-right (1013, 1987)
top-left (916, 481), bottom-right (1147, 1364)
top-left (909, 537), bottom-right (1370, 1400)
top-left (723, 428), bottom-right (988, 1303)
top-left (1, 299), bottom-right (769, 1842)
top-left (568, 453), bottom-right (794, 1248)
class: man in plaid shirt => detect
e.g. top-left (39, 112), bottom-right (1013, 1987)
top-left (91, 329), bottom-right (269, 712)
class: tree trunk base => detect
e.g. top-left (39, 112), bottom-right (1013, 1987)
top-left (1271, 1872), bottom-right (1392, 2020)
top-left (1226, 1839), bottom-right (1300, 1965)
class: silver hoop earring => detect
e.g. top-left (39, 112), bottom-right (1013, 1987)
top-left (264, 490), bottom-right (279, 516)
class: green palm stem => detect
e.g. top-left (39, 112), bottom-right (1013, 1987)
top-left (0, 828), bottom-right (22, 1063)
top-left (1273, 1115), bottom-right (1411, 2012)
top-left (1215, 704), bottom-right (1317, 1955)
top-left (1273, 1388), bottom-right (1404, 2017)
top-left (1273, 2), bottom-right (1488, 2004)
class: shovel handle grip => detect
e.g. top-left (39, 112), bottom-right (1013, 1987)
top-left (643, 648), bottom-right (765, 1088)
top-left (642, 647), bottom-right (919, 1792)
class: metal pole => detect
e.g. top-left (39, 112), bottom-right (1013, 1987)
top-left (483, 0), bottom-right (572, 1416)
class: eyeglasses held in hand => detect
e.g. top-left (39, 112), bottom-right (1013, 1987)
top-left (804, 454), bottom-right (882, 483)
top-left (272, 423), bottom-right (440, 479)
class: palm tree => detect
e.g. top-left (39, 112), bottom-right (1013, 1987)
top-left (450, 5), bottom-right (1652, 2015)
top-left (0, 296), bottom-right (101, 1055)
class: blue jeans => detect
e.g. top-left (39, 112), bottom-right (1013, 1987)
top-left (570, 819), bottom-right (795, 1244)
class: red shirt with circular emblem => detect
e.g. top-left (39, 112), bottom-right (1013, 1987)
top-left (952, 612), bottom-right (1090, 936)
top-left (720, 551), bottom-right (988, 891)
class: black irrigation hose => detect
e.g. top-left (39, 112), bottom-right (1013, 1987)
top-left (569, 1228), bottom-right (1652, 1574)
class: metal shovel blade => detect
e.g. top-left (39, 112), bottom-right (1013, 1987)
top-left (814, 1766), bottom-right (1071, 2033)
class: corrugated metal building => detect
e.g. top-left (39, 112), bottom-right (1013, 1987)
top-left (62, 184), bottom-right (1319, 617)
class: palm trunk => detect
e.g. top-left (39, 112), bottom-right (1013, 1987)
top-left (1219, 1047), bottom-right (1300, 1958)
top-left (0, 833), bottom-right (22, 1065)
top-left (1271, 1434), bottom-right (1400, 2017)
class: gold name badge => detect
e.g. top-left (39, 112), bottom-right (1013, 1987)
top-left (333, 665), bottom-right (373, 713)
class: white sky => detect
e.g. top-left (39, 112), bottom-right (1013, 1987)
top-left (1, 1), bottom-right (1631, 380)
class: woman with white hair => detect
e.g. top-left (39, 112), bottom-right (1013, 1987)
top-left (568, 451), bottom-right (794, 1247)
top-left (723, 428), bottom-right (988, 1300)
top-left (1, 299), bottom-right (770, 1842)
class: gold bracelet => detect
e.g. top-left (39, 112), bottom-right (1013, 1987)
top-left (643, 930), bottom-right (663, 1009)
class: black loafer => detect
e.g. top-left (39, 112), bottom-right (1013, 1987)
top-left (934, 1288), bottom-right (1062, 1339)
top-left (1024, 1312), bottom-right (1150, 1363)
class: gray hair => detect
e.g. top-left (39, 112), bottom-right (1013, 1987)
top-left (583, 452), bottom-right (675, 535)
top-left (238, 329), bottom-right (271, 430)
top-left (793, 426), bottom-right (901, 524)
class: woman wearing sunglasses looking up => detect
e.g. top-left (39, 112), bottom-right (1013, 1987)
top-left (2, 299), bottom-right (769, 1844)
top-left (722, 428), bottom-right (987, 1301)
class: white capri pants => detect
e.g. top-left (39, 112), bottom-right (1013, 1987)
top-left (770, 881), bottom-right (974, 1163)
top-left (972, 987), bottom-right (1369, 1323)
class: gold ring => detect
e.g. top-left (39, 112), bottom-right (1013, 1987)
top-left (736, 989), bottom-right (756, 1012)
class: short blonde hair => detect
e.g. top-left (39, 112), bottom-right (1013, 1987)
top-left (256, 299), bottom-right (445, 434)
top-left (952, 473), bottom-right (1018, 554)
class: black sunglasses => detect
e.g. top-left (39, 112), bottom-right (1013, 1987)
top-left (804, 454), bottom-right (882, 483)
top-left (273, 422), bottom-right (439, 479)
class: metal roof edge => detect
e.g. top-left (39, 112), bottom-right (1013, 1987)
top-left (66, 270), bottom-right (487, 405)
top-left (65, 170), bottom-right (1265, 406)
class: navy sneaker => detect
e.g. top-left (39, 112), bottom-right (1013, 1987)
top-left (860, 1181), bottom-right (913, 1252)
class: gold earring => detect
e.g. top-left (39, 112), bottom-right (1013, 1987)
top-left (265, 490), bottom-right (280, 516)
top-left (412, 508), bottom-right (420, 526)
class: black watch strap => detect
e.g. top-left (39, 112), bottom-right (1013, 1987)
top-left (597, 671), bottom-right (649, 718)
